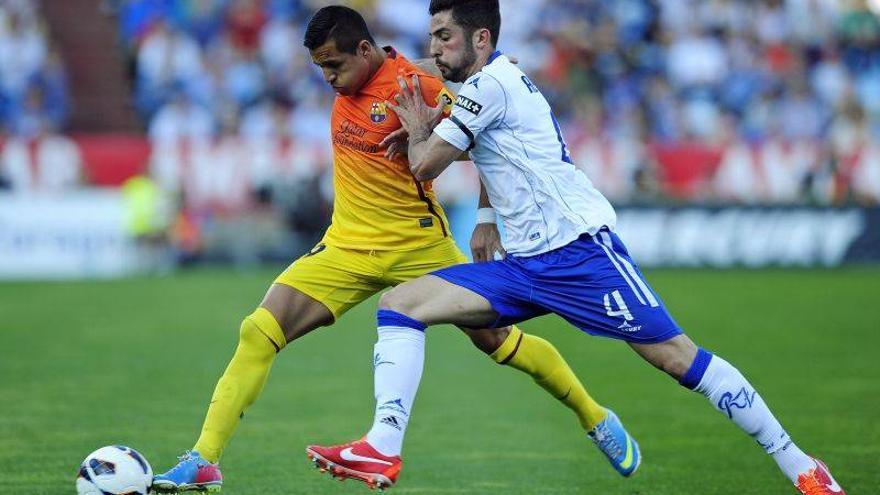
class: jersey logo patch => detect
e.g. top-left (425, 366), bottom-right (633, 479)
top-left (436, 89), bottom-right (454, 114)
top-left (370, 102), bottom-right (387, 123)
top-left (419, 217), bottom-right (434, 228)
top-left (455, 95), bottom-right (483, 116)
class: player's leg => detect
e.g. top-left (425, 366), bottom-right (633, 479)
top-left (461, 325), bottom-right (608, 434)
top-left (152, 284), bottom-right (332, 493)
top-left (387, 240), bottom-right (609, 437)
top-left (153, 284), bottom-right (330, 493)
top-left (631, 336), bottom-right (845, 494)
top-left (155, 244), bottom-right (382, 493)
top-left (306, 273), bottom-right (502, 489)
top-left (191, 284), bottom-right (333, 462)
top-left (579, 230), bottom-right (844, 493)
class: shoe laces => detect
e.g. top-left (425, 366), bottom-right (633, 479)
top-left (591, 425), bottom-right (624, 460)
top-left (796, 469), bottom-right (827, 495)
top-left (176, 450), bottom-right (195, 463)
top-left (166, 450), bottom-right (212, 476)
top-left (326, 438), bottom-right (367, 450)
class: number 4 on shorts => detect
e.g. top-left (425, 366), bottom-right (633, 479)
top-left (604, 290), bottom-right (633, 321)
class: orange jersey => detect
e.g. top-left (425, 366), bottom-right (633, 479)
top-left (321, 47), bottom-right (455, 251)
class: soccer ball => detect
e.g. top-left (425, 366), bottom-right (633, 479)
top-left (76, 445), bottom-right (153, 495)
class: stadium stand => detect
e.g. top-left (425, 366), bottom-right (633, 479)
top-left (1, 1), bottom-right (879, 268)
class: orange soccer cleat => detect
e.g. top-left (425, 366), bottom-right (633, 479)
top-left (795, 458), bottom-right (845, 495)
top-left (306, 438), bottom-right (402, 490)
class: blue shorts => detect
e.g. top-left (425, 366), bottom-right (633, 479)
top-left (431, 229), bottom-right (682, 344)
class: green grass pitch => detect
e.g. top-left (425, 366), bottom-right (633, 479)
top-left (1, 267), bottom-right (878, 494)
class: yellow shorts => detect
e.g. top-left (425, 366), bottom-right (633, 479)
top-left (274, 239), bottom-right (468, 320)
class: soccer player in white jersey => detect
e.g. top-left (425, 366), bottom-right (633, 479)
top-left (306, 1), bottom-right (846, 493)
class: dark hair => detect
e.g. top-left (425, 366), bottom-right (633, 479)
top-left (429, 0), bottom-right (500, 48)
top-left (303, 5), bottom-right (376, 54)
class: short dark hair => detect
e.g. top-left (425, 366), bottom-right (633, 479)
top-left (429, 0), bottom-right (500, 48)
top-left (303, 5), bottom-right (376, 54)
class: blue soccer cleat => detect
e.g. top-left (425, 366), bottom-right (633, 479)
top-left (587, 409), bottom-right (641, 477)
top-left (152, 450), bottom-right (222, 493)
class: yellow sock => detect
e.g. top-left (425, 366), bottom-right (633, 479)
top-left (490, 326), bottom-right (607, 431)
top-left (193, 308), bottom-right (286, 463)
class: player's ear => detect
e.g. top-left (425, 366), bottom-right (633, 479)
top-left (358, 40), bottom-right (372, 59)
top-left (474, 28), bottom-right (491, 51)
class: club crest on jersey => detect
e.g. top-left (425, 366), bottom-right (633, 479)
top-left (370, 101), bottom-right (387, 123)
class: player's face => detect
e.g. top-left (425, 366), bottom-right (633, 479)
top-left (429, 11), bottom-right (477, 83)
top-left (309, 40), bottom-right (372, 96)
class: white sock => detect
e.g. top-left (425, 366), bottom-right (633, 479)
top-left (365, 324), bottom-right (425, 457)
top-left (771, 441), bottom-right (816, 484)
top-left (694, 354), bottom-right (815, 484)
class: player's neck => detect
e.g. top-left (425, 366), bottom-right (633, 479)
top-left (464, 49), bottom-right (494, 80)
top-left (367, 48), bottom-right (388, 78)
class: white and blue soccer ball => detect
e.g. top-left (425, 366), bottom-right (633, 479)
top-left (76, 445), bottom-right (153, 495)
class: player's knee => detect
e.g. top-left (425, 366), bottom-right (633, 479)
top-left (650, 346), bottom-right (696, 380)
top-left (633, 335), bottom-right (697, 380)
top-left (378, 287), bottom-right (415, 314)
top-left (463, 326), bottom-right (509, 355)
top-left (238, 309), bottom-right (285, 356)
top-left (237, 319), bottom-right (275, 359)
top-left (654, 354), bottom-right (691, 380)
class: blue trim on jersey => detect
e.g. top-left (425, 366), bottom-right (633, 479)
top-left (487, 50), bottom-right (502, 65)
top-left (550, 113), bottom-right (573, 164)
top-left (679, 348), bottom-right (714, 390)
top-left (377, 309), bottom-right (427, 332)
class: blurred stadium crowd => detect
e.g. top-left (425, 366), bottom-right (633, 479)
top-left (2, 0), bottom-right (880, 208)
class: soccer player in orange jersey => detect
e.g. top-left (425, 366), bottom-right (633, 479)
top-left (152, 6), bottom-right (629, 493)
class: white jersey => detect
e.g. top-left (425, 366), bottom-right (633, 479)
top-left (434, 52), bottom-right (616, 257)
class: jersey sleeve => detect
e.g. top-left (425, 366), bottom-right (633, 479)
top-left (433, 75), bottom-right (505, 151)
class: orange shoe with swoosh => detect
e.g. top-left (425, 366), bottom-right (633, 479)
top-left (306, 439), bottom-right (401, 490)
top-left (796, 458), bottom-right (845, 495)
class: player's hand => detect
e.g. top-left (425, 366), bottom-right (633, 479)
top-left (380, 127), bottom-right (408, 160)
top-left (386, 74), bottom-right (444, 142)
top-left (470, 223), bottom-right (506, 262)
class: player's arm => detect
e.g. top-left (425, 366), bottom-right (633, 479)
top-left (386, 74), bottom-right (460, 181)
top-left (407, 134), bottom-right (463, 181)
top-left (387, 73), bottom-right (503, 181)
top-left (478, 179), bottom-right (490, 208)
top-left (380, 73), bottom-right (459, 162)
top-left (470, 180), bottom-right (505, 262)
